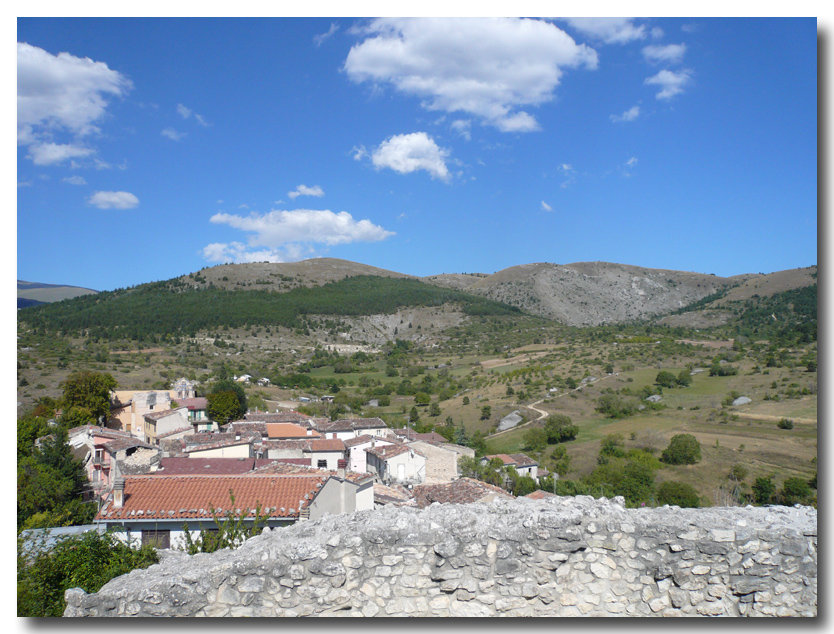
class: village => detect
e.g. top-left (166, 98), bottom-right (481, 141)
top-left (59, 376), bottom-right (545, 551)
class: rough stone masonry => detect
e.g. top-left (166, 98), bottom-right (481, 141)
top-left (64, 495), bottom-right (817, 617)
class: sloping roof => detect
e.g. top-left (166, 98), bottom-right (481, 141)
top-left (227, 422), bottom-right (267, 436)
top-left (365, 443), bottom-right (424, 461)
top-left (373, 483), bottom-right (416, 506)
top-left (413, 478), bottom-right (513, 508)
top-left (103, 437), bottom-right (156, 453)
top-left (155, 457), bottom-right (277, 475)
top-left (95, 474), bottom-right (328, 522)
top-left (68, 425), bottom-right (137, 442)
top-left (524, 489), bottom-right (557, 500)
top-left (508, 453), bottom-right (538, 467)
top-left (155, 427), bottom-right (194, 440)
top-left (307, 439), bottom-right (346, 453)
top-left (484, 453), bottom-right (517, 466)
top-left (176, 397), bottom-right (207, 410)
top-left (344, 417), bottom-right (388, 430)
top-left (143, 409), bottom-right (186, 422)
top-left (245, 411), bottom-right (313, 425)
top-left (413, 431), bottom-right (448, 443)
top-left (343, 434), bottom-right (375, 448)
top-left (259, 439), bottom-right (309, 451)
top-left (265, 423), bottom-right (319, 439)
top-left (311, 420), bottom-right (355, 433)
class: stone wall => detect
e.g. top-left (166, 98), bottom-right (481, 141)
top-left (64, 496), bottom-right (817, 617)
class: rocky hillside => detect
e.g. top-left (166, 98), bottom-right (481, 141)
top-left (451, 262), bottom-right (733, 326)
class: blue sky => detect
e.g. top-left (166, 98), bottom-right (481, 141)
top-left (16, 17), bottom-right (819, 291)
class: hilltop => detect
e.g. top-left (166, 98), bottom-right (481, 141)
top-left (17, 280), bottom-right (98, 308)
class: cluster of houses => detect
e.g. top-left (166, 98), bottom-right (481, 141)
top-left (62, 379), bottom-right (543, 550)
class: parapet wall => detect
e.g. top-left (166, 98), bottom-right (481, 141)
top-left (64, 496), bottom-right (817, 617)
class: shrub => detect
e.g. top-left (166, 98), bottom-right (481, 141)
top-left (752, 476), bottom-right (776, 504)
top-left (656, 481), bottom-right (700, 507)
top-left (544, 414), bottom-right (578, 443)
top-left (777, 418), bottom-right (794, 430)
top-left (778, 477), bottom-right (813, 506)
top-left (661, 434), bottom-right (702, 465)
top-left (17, 530), bottom-right (158, 617)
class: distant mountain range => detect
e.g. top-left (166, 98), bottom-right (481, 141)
top-left (17, 280), bottom-right (98, 309)
top-left (19, 258), bottom-right (816, 328)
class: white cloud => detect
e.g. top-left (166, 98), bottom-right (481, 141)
top-left (205, 208), bottom-right (395, 263)
top-left (368, 132), bottom-right (450, 181)
top-left (451, 119), bottom-right (471, 141)
top-left (681, 24), bottom-right (699, 33)
top-left (94, 158), bottom-right (111, 170)
top-left (177, 103), bottom-right (192, 119)
top-left (288, 185), bottom-right (325, 200)
top-left (194, 114), bottom-right (209, 127)
top-left (651, 27), bottom-right (665, 39)
top-left (27, 142), bottom-right (94, 166)
top-left (344, 18), bottom-right (598, 133)
top-left (88, 190), bottom-right (139, 209)
top-left (645, 69), bottom-right (692, 99)
top-left (62, 175), bottom-right (87, 185)
top-left (18, 181), bottom-right (32, 187)
top-left (626, 157), bottom-right (638, 167)
top-left (642, 43), bottom-right (686, 65)
top-left (161, 127), bottom-right (186, 141)
top-left (541, 201), bottom-right (553, 212)
top-left (314, 22), bottom-right (340, 46)
top-left (17, 42), bottom-right (131, 164)
top-left (610, 105), bottom-right (640, 123)
top-left (560, 18), bottom-right (646, 44)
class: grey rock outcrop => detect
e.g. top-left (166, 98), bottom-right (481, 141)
top-left (64, 496), bottom-right (817, 617)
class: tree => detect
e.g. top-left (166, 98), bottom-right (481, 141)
top-left (60, 371), bottom-right (117, 425)
top-left (181, 490), bottom-right (268, 554)
top-left (752, 476), bottom-right (776, 504)
top-left (414, 392), bottom-right (431, 406)
top-left (17, 530), bottom-right (158, 617)
top-left (676, 370), bottom-right (692, 387)
top-left (655, 370), bottom-right (677, 389)
top-left (656, 481), bottom-right (700, 507)
top-left (207, 379), bottom-right (247, 423)
top-left (544, 414), bottom-right (578, 443)
top-left (661, 434), bottom-right (702, 465)
top-left (523, 428), bottom-right (548, 452)
top-left (549, 445), bottom-right (571, 477)
top-left (779, 477), bottom-right (813, 506)
top-left (480, 406), bottom-right (492, 420)
top-left (462, 396), bottom-right (470, 406)
top-left (429, 401), bottom-right (441, 417)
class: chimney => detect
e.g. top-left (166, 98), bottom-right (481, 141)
top-left (113, 477), bottom-right (126, 509)
top-left (337, 459), bottom-right (346, 479)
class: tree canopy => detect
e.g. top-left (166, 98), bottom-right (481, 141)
top-left (60, 370), bottom-right (117, 425)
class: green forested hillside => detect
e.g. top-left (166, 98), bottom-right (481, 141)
top-left (18, 275), bottom-right (522, 340)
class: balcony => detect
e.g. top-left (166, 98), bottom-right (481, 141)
top-left (92, 456), bottom-right (110, 469)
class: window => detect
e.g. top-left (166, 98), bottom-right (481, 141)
top-left (317, 460), bottom-right (327, 468)
top-left (142, 530), bottom-right (170, 549)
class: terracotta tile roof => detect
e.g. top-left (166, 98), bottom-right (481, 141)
top-left (265, 423), bottom-right (319, 439)
top-left (343, 434), bottom-right (375, 447)
top-left (484, 453), bottom-right (517, 465)
top-left (312, 420), bottom-right (355, 433)
top-left (245, 411), bottom-right (313, 425)
top-left (155, 427), bottom-right (194, 440)
top-left (413, 431), bottom-right (449, 444)
top-left (308, 439), bottom-right (346, 453)
top-left (373, 483), bottom-right (416, 506)
top-left (258, 440), bottom-right (309, 451)
top-left (176, 397), bottom-right (207, 410)
top-left (251, 462), bottom-right (329, 475)
top-left (508, 453), bottom-right (538, 467)
top-left (343, 417), bottom-right (387, 430)
top-left (227, 422), bottom-right (267, 436)
top-left (155, 458), bottom-right (277, 475)
top-left (96, 474), bottom-right (328, 521)
top-left (143, 409), bottom-right (185, 422)
top-left (413, 478), bottom-right (513, 508)
top-left (103, 437), bottom-right (156, 453)
top-left (524, 489), bottom-right (557, 500)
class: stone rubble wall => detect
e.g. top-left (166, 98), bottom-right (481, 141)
top-left (64, 496), bottom-right (817, 617)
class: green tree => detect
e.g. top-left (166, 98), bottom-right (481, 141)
top-left (181, 490), bottom-right (268, 554)
top-left (429, 401), bottom-right (441, 417)
top-left (676, 370), bottom-right (693, 387)
top-left (544, 414), bottom-right (578, 443)
top-left (549, 445), bottom-right (571, 477)
top-left (523, 428), bottom-right (548, 452)
top-left (462, 396), bottom-right (470, 406)
top-left (752, 476), bottom-right (776, 504)
top-left (414, 392), bottom-right (431, 406)
top-left (778, 477), bottom-right (813, 506)
top-left (480, 405), bottom-right (492, 420)
top-left (655, 370), bottom-right (677, 389)
top-left (661, 434), bottom-right (702, 465)
top-left (17, 530), bottom-right (158, 617)
top-left (207, 379), bottom-right (248, 423)
top-left (656, 481), bottom-right (700, 507)
top-left (60, 370), bottom-right (117, 425)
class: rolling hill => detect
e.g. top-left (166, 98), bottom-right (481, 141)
top-left (17, 281), bottom-right (98, 308)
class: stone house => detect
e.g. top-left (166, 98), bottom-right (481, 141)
top-left (412, 477), bottom-right (513, 508)
top-left (482, 453), bottom-right (539, 482)
top-left (365, 443), bottom-right (426, 486)
top-left (143, 408), bottom-right (192, 445)
top-left (306, 439), bottom-right (347, 471)
top-left (176, 397), bottom-right (211, 430)
top-left (109, 390), bottom-right (177, 438)
top-left (408, 440), bottom-right (462, 484)
top-left (311, 417), bottom-right (389, 441)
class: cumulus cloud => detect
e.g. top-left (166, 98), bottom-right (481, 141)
top-left (177, 103), bottom-right (192, 119)
top-left (344, 18), bottom-right (598, 133)
top-left (559, 18), bottom-right (646, 44)
top-left (17, 42), bottom-right (131, 164)
top-left (27, 142), bottom-right (94, 166)
top-left (62, 175), bottom-right (87, 185)
top-left (161, 127), bottom-right (186, 141)
top-left (645, 69), bottom-right (692, 99)
top-left (204, 208), bottom-right (394, 263)
top-left (541, 201), bottom-right (553, 211)
top-left (288, 185), bottom-right (325, 200)
top-left (367, 132), bottom-right (450, 181)
top-left (88, 190), bottom-right (139, 209)
top-left (610, 105), bottom-right (640, 123)
top-left (651, 27), bottom-right (665, 39)
top-left (642, 43), bottom-right (686, 65)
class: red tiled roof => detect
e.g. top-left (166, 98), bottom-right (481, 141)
top-left (524, 489), bottom-right (557, 500)
top-left (308, 439), bottom-right (346, 453)
top-left (508, 453), bottom-right (538, 467)
top-left (344, 417), bottom-right (387, 429)
top-left (96, 474), bottom-right (328, 521)
top-left (365, 443), bottom-right (423, 461)
top-left (176, 397), bottom-right (207, 410)
top-left (266, 423), bottom-right (319, 439)
top-left (156, 427), bottom-right (194, 440)
top-left (413, 478), bottom-right (513, 508)
top-left (155, 458), bottom-right (276, 475)
top-left (258, 440), bottom-right (309, 451)
top-left (343, 434), bottom-right (375, 447)
top-left (485, 453), bottom-right (516, 465)
top-left (412, 431), bottom-right (449, 443)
